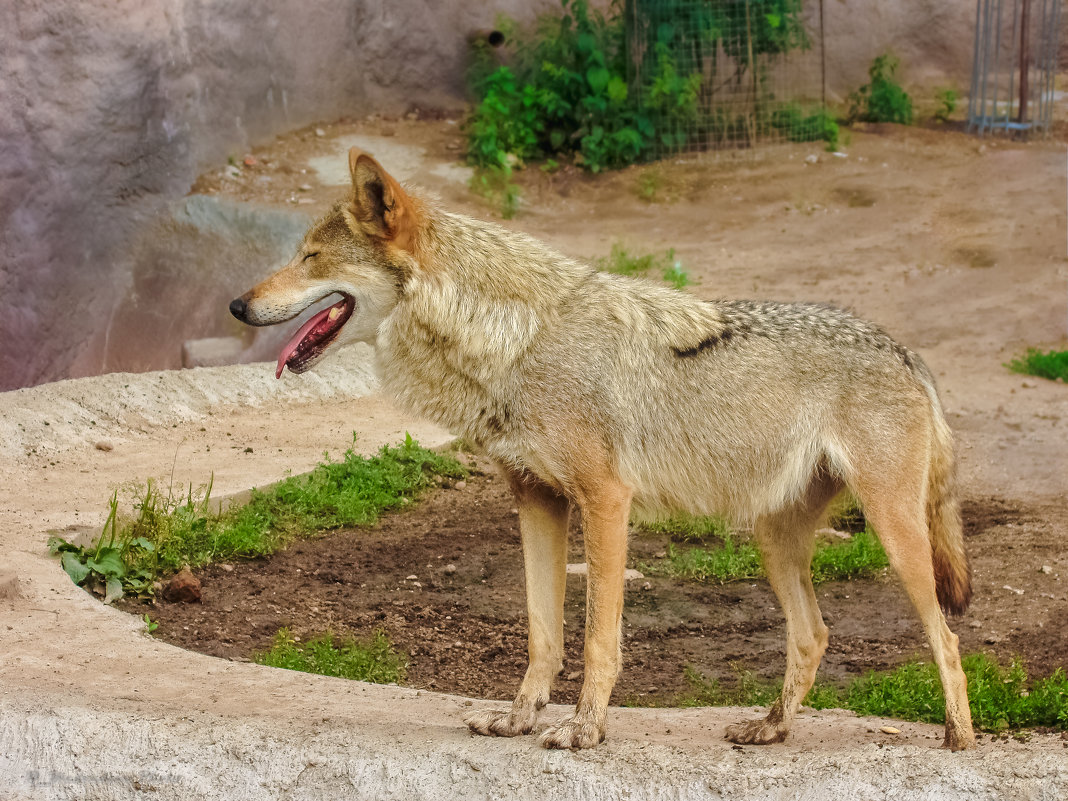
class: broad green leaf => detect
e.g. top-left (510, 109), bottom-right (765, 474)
top-left (87, 548), bottom-right (126, 578)
top-left (586, 66), bottom-right (610, 94)
top-left (61, 552), bottom-right (90, 585)
top-left (104, 577), bottom-right (124, 605)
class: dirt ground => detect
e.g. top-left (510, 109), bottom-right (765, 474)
top-left (126, 454), bottom-right (1067, 708)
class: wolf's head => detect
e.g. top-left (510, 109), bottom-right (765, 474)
top-left (230, 148), bottom-right (418, 377)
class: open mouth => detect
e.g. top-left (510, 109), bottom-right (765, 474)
top-left (276, 294), bottom-right (356, 378)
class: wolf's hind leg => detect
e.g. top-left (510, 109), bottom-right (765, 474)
top-left (465, 470), bottom-right (569, 738)
top-left (856, 473), bottom-right (975, 750)
top-left (725, 472), bottom-right (841, 745)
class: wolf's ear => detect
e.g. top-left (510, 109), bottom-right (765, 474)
top-left (347, 147), bottom-right (415, 248)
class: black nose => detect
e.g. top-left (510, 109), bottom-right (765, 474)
top-left (229, 297), bottom-right (247, 321)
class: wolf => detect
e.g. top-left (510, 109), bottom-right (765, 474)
top-left (230, 148), bottom-right (975, 751)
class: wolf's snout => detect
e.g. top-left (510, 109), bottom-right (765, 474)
top-left (229, 297), bottom-right (248, 322)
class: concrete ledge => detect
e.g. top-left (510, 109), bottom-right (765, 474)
top-left (1, 359), bottom-right (1065, 800)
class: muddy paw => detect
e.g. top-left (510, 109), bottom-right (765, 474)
top-left (464, 706), bottom-right (537, 738)
top-left (537, 716), bottom-right (605, 750)
top-left (724, 718), bottom-right (788, 745)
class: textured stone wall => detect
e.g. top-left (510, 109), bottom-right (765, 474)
top-left (0, 0), bottom-right (555, 390)
top-left (0, 0), bottom-right (981, 390)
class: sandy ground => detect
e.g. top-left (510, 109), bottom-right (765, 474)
top-left (1, 118), bottom-right (1067, 798)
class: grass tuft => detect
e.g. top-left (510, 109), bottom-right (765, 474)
top-left (254, 628), bottom-right (406, 684)
top-left (646, 515), bottom-right (888, 585)
top-left (1006, 348), bottom-right (1068, 382)
top-left (597, 243), bottom-right (691, 289)
top-left (52, 435), bottom-right (466, 598)
top-left (670, 654), bottom-right (1068, 733)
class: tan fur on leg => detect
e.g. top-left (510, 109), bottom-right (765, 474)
top-left (466, 469), bottom-right (570, 738)
top-left (726, 472), bottom-right (840, 745)
top-left (539, 471), bottom-right (631, 750)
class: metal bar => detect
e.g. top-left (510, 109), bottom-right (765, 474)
top-left (1018, 0), bottom-right (1030, 126)
top-left (968, 0), bottom-right (983, 130)
top-left (1007, 0), bottom-right (1020, 128)
top-left (991, 0), bottom-right (999, 129)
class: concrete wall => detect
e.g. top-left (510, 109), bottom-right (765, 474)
top-left (0, 0), bottom-right (555, 390)
top-left (0, 0), bottom-right (983, 390)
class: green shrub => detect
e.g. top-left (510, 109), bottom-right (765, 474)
top-left (848, 53), bottom-right (913, 125)
top-left (1006, 348), bottom-right (1068, 382)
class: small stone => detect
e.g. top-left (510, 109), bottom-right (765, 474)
top-left (1040, 565), bottom-right (1053, 574)
top-left (1021, 380), bottom-right (1036, 389)
top-left (94, 441), bottom-right (113, 452)
top-left (454, 480), bottom-right (467, 490)
top-left (443, 564), bottom-right (457, 575)
top-left (985, 634), bottom-right (1001, 644)
top-left (880, 726), bottom-right (901, 735)
top-left (298, 183), bottom-right (313, 192)
top-left (567, 671), bottom-right (582, 681)
top-left (406, 575), bottom-right (418, 581)
top-left (297, 198), bottom-right (315, 205)
top-left (642, 581), bottom-right (652, 591)
top-left (243, 156), bottom-right (258, 167)
top-left (220, 564), bottom-right (234, 572)
top-left (1002, 584), bottom-right (1024, 595)
top-left (163, 567), bottom-right (201, 603)
top-left (315, 128), bottom-right (326, 137)
top-left (968, 620), bottom-right (982, 629)
top-left (804, 154), bottom-right (819, 164)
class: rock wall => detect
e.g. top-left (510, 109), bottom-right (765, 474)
top-left (0, 0), bottom-right (556, 390)
top-left (0, 0), bottom-right (986, 390)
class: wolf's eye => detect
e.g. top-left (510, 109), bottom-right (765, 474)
top-left (303, 251), bottom-right (320, 262)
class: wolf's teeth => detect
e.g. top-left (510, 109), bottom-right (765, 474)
top-left (328, 307), bottom-right (341, 321)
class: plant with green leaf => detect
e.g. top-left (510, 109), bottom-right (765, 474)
top-left (848, 53), bottom-right (913, 125)
top-left (934, 87), bottom-right (958, 123)
top-left (48, 492), bottom-right (157, 603)
top-left (1006, 347), bottom-right (1068, 382)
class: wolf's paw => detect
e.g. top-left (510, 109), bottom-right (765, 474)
top-left (465, 706), bottom-right (537, 738)
top-left (725, 717), bottom-right (789, 745)
top-left (537, 716), bottom-right (605, 750)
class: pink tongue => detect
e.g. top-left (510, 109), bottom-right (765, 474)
top-left (275, 300), bottom-right (345, 379)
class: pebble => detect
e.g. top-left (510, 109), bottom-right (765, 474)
top-left (406, 575), bottom-right (418, 581)
top-left (454, 480), bottom-right (467, 490)
top-left (567, 671), bottom-right (582, 681)
top-left (163, 567), bottom-right (201, 603)
top-left (220, 564), bottom-right (234, 572)
top-left (298, 183), bottom-right (313, 192)
top-left (1002, 584), bottom-right (1024, 595)
top-left (968, 620), bottom-right (982, 628)
top-left (804, 154), bottom-right (819, 164)
top-left (315, 128), bottom-right (326, 137)
top-left (443, 564), bottom-right (457, 575)
top-left (1040, 565), bottom-right (1053, 574)
top-left (94, 441), bottom-right (113, 452)
top-left (880, 726), bottom-right (901, 735)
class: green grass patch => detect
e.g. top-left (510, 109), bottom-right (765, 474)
top-left (670, 655), bottom-right (1068, 732)
top-left (254, 628), bottom-right (406, 684)
top-left (645, 517), bottom-right (888, 585)
top-left (1006, 348), bottom-right (1068, 382)
top-left (596, 242), bottom-right (690, 289)
top-left (50, 435), bottom-right (466, 601)
top-left (810, 528), bottom-right (889, 583)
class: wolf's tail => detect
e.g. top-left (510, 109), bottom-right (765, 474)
top-left (918, 369), bottom-right (972, 616)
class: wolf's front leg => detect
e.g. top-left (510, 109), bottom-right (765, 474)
top-left (538, 478), bottom-right (631, 750)
top-left (465, 471), bottom-right (569, 738)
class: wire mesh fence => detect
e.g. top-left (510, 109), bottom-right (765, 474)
top-left (968, 0), bottom-right (1062, 137)
top-left (624, 0), bottom-right (828, 157)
